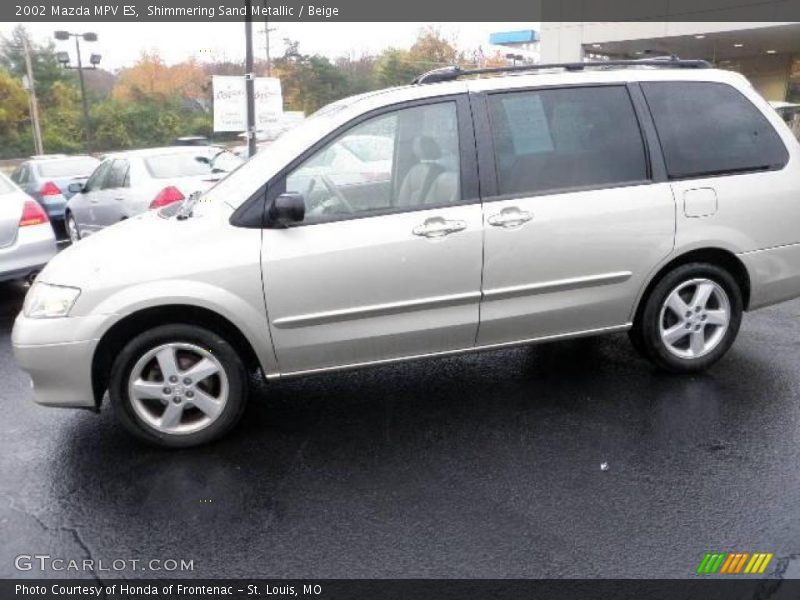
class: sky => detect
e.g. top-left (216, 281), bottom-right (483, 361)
top-left (1, 22), bottom-right (537, 70)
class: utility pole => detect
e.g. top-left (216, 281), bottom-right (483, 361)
top-left (261, 0), bottom-right (276, 76)
top-left (21, 36), bottom-right (43, 155)
top-left (244, 0), bottom-right (257, 158)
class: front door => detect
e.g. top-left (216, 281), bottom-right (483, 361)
top-left (261, 97), bottom-right (483, 374)
top-left (476, 84), bottom-right (676, 346)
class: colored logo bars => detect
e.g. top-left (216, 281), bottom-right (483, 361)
top-left (696, 552), bottom-right (773, 575)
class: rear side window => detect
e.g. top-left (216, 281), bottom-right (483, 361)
top-left (104, 159), bottom-right (130, 189)
top-left (37, 157), bottom-right (100, 178)
top-left (641, 81), bottom-right (789, 179)
top-left (488, 86), bottom-right (648, 196)
top-left (0, 174), bottom-right (17, 195)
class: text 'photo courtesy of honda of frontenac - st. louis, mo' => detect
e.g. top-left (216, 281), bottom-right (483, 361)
top-left (12, 60), bottom-right (800, 447)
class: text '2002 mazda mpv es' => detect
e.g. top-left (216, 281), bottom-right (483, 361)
top-left (12, 60), bottom-right (800, 447)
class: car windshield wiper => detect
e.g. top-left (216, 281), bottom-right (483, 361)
top-left (176, 190), bottom-right (202, 220)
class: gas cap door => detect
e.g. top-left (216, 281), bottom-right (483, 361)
top-left (683, 187), bottom-right (718, 218)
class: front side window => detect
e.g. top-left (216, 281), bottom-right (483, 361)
top-left (83, 160), bottom-right (112, 192)
top-left (642, 81), bottom-right (789, 179)
top-left (488, 86), bottom-right (648, 196)
top-left (285, 101), bottom-right (460, 224)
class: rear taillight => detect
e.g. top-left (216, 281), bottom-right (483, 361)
top-left (19, 200), bottom-right (49, 227)
top-left (149, 186), bottom-right (185, 210)
top-left (39, 181), bottom-right (62, 196)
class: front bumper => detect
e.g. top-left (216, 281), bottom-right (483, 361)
top-left (12, 313), bottom-right (108, 408)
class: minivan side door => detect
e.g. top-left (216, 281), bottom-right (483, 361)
top-left (261, 96), bottom-right (483, 374)
top-left (475, 84), bottom-right (676, 346)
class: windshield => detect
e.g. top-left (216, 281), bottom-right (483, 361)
top-left (36, 157), bottom-right (100, 178)
top-left (144, 149), bottom-right (244, 179)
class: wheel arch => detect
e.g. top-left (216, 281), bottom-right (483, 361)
top-left (632, 247), bottom-right (751, 325)
top-left (91, 304), bottom-right (262, 408)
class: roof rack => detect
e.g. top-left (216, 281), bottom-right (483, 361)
top-left (412, 58), bottom-right (712, 85)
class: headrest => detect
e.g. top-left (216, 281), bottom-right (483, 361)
top-left (413, 136), bottom-right (442, 160)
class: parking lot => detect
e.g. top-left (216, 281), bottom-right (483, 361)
top-left (1, 279), bottom-right (800, 579)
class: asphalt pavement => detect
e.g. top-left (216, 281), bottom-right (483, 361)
top-left (1, 279), bottom-right (800, 579)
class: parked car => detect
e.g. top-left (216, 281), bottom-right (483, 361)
top-left (13, 61), bottom-right (800, 447)
top-left (770, 100), bottom-right (800, 139)
top-left (0, 172), bottom-right (57, 283)
top-left (9, 155), bottom-right (100, 238)
top-left (64, 146), bottom-right (244, 242)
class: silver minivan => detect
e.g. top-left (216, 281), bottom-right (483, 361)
top-left (12, 61), bottom-right (800, 447)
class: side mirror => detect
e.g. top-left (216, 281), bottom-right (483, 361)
top-left (68, 182), bottom-right (84, 194)
top-left (268, 192), bottom-right (305, 228)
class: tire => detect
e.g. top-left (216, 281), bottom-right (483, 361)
top-left (66, 213), bottom-right (81, 243)
top-left (109, 324), bottom-right (248, 448)
top-left (631, 262), bottom-right (743, 373)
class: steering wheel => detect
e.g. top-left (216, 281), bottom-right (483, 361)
top-left (319, 174), bottom-right (355, 214)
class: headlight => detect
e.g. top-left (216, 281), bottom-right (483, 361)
top-left (23, 283), bottom-right (81, 319)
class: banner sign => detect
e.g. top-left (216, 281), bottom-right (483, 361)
top-left (212, 76), bottom-right (283, 132)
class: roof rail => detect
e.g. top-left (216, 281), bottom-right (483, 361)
top-left (412, 58), bottom-right (713, 85)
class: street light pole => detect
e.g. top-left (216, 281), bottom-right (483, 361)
top-left (73, 35), bottom-right (91, 153)
top-left (54, 31), bottom-right (100, 154)
top-left (244, 0), bottom-right (257, 158)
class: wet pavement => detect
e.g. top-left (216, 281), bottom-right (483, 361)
top-left (1, 279), bottom-right (799, 579)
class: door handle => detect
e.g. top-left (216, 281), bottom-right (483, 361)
top-left (487, 207), bottom-right (533, 229)
top-left (114, 197), bottom-right (125, 202)
top-left (412, 217), bottom-right (467, 239)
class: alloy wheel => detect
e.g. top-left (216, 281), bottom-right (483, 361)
top-left (659, 278), bottom-right (731, 359)
top-left (128, 342), bottom-right (229, 435)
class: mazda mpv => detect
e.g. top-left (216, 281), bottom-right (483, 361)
top-left (13, 60), bottom-right (800, 446)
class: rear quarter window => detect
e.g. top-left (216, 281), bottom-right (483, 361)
top-left (641, 81), bottom-right (789, 179)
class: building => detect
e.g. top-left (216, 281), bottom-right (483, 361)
top-left (540, 22), bottom-right (800, 101)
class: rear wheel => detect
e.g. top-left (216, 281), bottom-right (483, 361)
top-left (66, 213), bottom-right (81, 243)
top-left (109, 324), bottom-right (248, 447)
top-left (631, 263), bottom-right (742, 373)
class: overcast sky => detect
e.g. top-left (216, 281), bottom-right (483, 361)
top-left (1, 22), bottom-right (536, 70)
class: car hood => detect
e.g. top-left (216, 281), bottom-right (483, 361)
top-left (38, 200), bottom-right (233, 292)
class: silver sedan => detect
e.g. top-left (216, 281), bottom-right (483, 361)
top-left (0, 172), bottom-right (58, 283)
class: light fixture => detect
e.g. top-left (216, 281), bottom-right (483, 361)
top-left (89, 53), bottom-right (102, 66)
top-left (54, 31), bottom-right (70, 41)
top-left (695, 34), bottom-right (706, 39)
top-left (55, 51), bottom-right (70, 66)
top-left (734, 43), bottom-right (744, 48)
top-left (82, 32), bottom-right (98, 42)
top-left (634, 50), bottom-right (644, 55)
top-left (592, 44), bottom-right (602, 48)
top-left (766, 49), bottom-right (777, 54)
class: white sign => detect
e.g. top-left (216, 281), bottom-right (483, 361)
top-left (213, 76), bottom-right (283, 132)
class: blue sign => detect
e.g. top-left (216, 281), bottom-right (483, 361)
top-left (489, 30), bottom-right (539, 45)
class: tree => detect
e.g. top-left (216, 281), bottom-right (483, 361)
top-left (0, 25), bottom-right (71, 107)
top-left (0, 68), bottom-right (32, 157)
top-left (113, 52), bottom-right (206, 104)
top-left (273, 40), bottom-right (350, 114)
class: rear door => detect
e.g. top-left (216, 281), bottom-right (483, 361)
top-left (261, 96), bottom-right (483, 374)
top-left (475, 84), bottom-right (676, 346)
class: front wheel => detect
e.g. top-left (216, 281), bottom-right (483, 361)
top-left (109, 324), bottom-right (248, 447)
top-left (66, 213), bottom-right (81, 243)
top-left (631, 263), bottom-right (743, 373)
